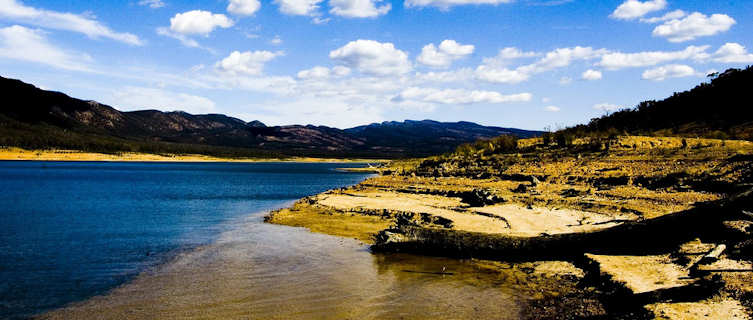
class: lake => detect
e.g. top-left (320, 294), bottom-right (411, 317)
top-left (0, 161), bottom-right (528, 319)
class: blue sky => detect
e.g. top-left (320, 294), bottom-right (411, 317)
top-left (1, 0), bottom-right (752, 129)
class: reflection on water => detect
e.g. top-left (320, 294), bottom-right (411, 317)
top-left (43, 212), bottom-right (527, 319)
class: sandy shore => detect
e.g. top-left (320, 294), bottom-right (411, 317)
top-left (0, 147), bottom-right (386, 163)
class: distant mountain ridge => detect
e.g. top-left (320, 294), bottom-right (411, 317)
top-left (0, 76), bottom-right (541, 158)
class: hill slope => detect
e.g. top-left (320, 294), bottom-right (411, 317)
top-left (565, 66), bottom-right (753, 140)
top-left (0, 76), bottom-right (540, 158)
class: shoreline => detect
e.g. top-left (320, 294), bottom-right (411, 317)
top-left (265, 135), bottom-right (753, 319)
top-left (0, 147), bottom-right (388, 164)
top-left (38, 199), bottom-right (589, 319)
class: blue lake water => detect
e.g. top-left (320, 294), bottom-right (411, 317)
top-left (0, 161), bottom-right (372, 319)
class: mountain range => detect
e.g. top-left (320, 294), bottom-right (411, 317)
top-left (0, 76), bottom-right (540, 158)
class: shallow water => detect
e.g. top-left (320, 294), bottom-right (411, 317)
top-left (1, 161), bottom-right (530, 319)
top-left (43, 212), bottom-right (527, 319)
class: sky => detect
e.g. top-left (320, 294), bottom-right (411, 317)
top-left (0, 0), bottom-right (752, 130)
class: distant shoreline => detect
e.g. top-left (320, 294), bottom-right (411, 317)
top-left (0, 147), bottom-right (388, 164)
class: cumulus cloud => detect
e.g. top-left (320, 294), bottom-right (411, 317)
top-left (415, 68), bottom-right (474, 83)
top-left (652, 12), bottom-right (735, 43)
top-left (581, 69), bottom-right (602, 80)
top-left (169, 10), bottom-right (234, 35)
top-left (274, 0), bottom-right (324, 16)
top-left (475, 46), bottom-right (607, 84)
top-left (0, 25), bottom-right (92, 71)
top-left (405, 0), bottom-right (513, 10)
top-left (215, 50), bottom-right (283, 76)
top-left (544, 105), bottom-right (560, 112)
top-left (597, 45), bottom-right (709, 70)
top-left (593, 103), bottom-right (621, 112)
top-left (640, 9), bottom-right (686, 23)
top-left (113, 86), bottom-right (217, 114)
top-left (0, 0), bottom-right (143, 45)
top-left (417, 40), bottom-right (474, 68)
top-left (329, 40), bottom-right (411, 76)
top-left (641, 64), bottom-right (699, 81)
top-left (474, 66), bottom-right (530, 84)
top-left (526, 46), bottom-right (608, 73)
top-left (138, 0), bottom-right (166, 9)
top-left (394, 87), bottom-right (532, 104)
top-left (227, 0), bottom-right (261, 16)
top-left (713, 43), bottom-right (753, 64)
top-left (297, 66), bottom-right (351, 79)
top-left (610, 0), bottom-right (667, 20)
top-left (481, 47), bottom-right (538, 67)
top-left (329, 0), bottom-right (391, 18)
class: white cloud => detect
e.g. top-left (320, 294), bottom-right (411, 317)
top-left (405, 0), bottom-right (513, 10)
top-left (240, 98), bottom-right (385, 128)
top-left (215, 50), bottom-right (283, 76)
top-left (581, 69), bottom-right (602, 80)
top-left (641, 64), bottom-right (699, 81)
top-left (156, 27), bottom-right (201, 48)
top-left (544, 105), bottom-right (560, 112)
top-left (417, 40), bottom-right (474, 68)
top-left (610, 0), bottom-right (667, 20)
top-left (0, 25), bottom-right (92, 71)
top-left (597, 45), bottom-right (709, 70)
top-left (138, 0), bottom-right (166, 9)
top-left (526, 46), bottom-right (608, 73)
top-left (227, 0), bottom-right (261, 16)
top-left (296, 66), bottom-right (351, 79)
top-left (331, 66), bottom-right (352, 77)
top-left (329, 40), bottom-right (411, 76)
top-left (652, 12), bottom-right (735, 43)
top-left (394, 87), bottom-right (532, 104)
top-left (0, 0), bottom-right (143, 45)
top-left (169, 10), bottom-right (234, 35)
top-left (640, 9), bottom-right (686, 23)
top-left (297, 66), bottom-right (331, 79)
top-left (713, 43), bottom-right (753, 64)
top-left (274, 0), bottom-right (323, 16)
top-left (329, 0), bottom-right (391, 18)
top-left (481, 47), bottom-right (538, 67)
top-left (474, 66), bottom-right (530, 84)
top-left (559, 77), bottom-right (573, 85)
top-left (415, 68), bottom-right (473, 83)
top-left (270, 35), bottom-right (283, 45)
top-left (113, 86), bottom-right (217, 114)
top-left (475, 46), bottom-right (606, 84)
top-left (593, 103), bottom-right (621, 112)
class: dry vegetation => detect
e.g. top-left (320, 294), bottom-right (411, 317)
top-left (0, 147), bottom-right (385, 163)
top-left (267, 135), bottom-right (753, 319)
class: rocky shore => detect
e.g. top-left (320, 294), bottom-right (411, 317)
top-left (266, 136), bottom-right (753, 319)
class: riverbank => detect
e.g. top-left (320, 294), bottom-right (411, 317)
top-left (266, 136), bottom-right (753, 318)
top-left (0, 147), bottom-right (387, 163)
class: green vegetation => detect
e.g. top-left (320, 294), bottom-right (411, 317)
top-left (558, 66), bottom-right (753, 141)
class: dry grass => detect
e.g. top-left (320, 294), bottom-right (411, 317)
top-left (0, 147), bottom-right (385, 163)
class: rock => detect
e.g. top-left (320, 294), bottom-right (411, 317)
top-left (457, 189), bottom-right (503, 207)
top-left (698, 244), bottom-right (726, 265)
top-left (722, 220), bottom-right (753, 237)
top-left (513, 184), bottom-right (528, 193)
top-left (373, 230), bottom-right (407, 245)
